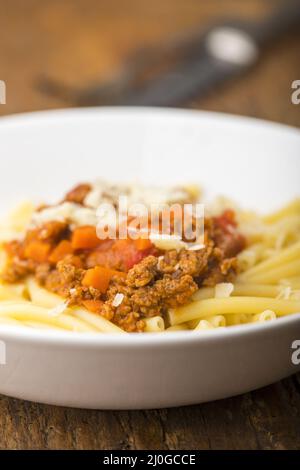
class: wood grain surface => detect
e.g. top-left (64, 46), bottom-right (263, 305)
top-left (0, 0), bottom-right (299, 450)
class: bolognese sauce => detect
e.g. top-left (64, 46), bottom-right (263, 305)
top-left (2, 183), bottom-right (246, 332)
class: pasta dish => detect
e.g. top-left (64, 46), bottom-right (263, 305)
top-left (0, 181), bottom-right (299, 334)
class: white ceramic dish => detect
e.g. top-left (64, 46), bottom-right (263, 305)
top-left (0, 107), bottom-right (299, 410)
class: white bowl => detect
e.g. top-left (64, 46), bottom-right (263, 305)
top-left (0, 107), bottom-right (299, 409)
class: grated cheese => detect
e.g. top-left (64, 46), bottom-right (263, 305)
top-left (84, 181), bottom-right (198, 210)
top-left (48, 301), bottom-right (69, 317)
top-left (31, 202), bottom-right (98, 228)
top-left (187, 243), bottom-right (205, 251)
top-left (150, 234), bottom-right (187, 252)
top-left (112, 293), bottom-right (124, 308)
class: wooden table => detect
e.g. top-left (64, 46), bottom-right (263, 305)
top-left (0, 0), bottom-right (299, 450)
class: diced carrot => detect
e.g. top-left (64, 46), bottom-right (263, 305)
top-left (24, 241), bottom-right (51, 262)
top-left (72, 226), bottom-right (100, 250)
top-left (134, 238), bottom-right (153, 251)
top-left (82, 299), bottom-right (103, 313)
top-left (49, 240), bottom-right (73, 263)
top-left (114, 270), bottom-right (127, 279)
top-left (4, 240), bottom-right (21, 257)
top-left (82, 266), bottom-right (125, 293)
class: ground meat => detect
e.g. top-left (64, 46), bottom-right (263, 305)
top-left (35, 262), bottom-right (52, 284)
top-left (102, 246), bottom-right (230, 330)
top-left (43, 260), bottom-right (85, 297)
top-left (202, 257), bottom-right (237, 286)
top-left (218, 232), bottom-right (246, 258)
top-left (157, 251), bottom-right (178, 273)
top-left (64, 183), bottom-right (91, 205)
top-left (144, 274), bottom-right (197, 309)
top-left (126, 255), bottom-right (158, 287)
top-left (178, 248), bottom-right (211, 276)
top-left (127, 274), bottom-right (198, 317)
top-left (2, 258), bottom-right (34, 283)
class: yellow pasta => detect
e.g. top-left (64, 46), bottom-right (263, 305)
top-left (237, 243), bottom-right (266, 270)
top-left (0, 282), bottom-right (27, 301)
top-left (26, 278), bottom-right (125, 333)
top-left (205, 315), bottom-right (226, 328)
top-left (263, 198), bottom-right (300, 224)
top-left (0, 316), bottom-right (25, 326)
top-left (226, 314), bottom-right (252, 326)
top-left (144, 316), bottom-right (165, 333)
top-left (238, 240), bottom-right (300, 280)
top-left (193, 283), bottom-right (286, 301)
top-left (0, 201), bottom-right (35, 243)
top-left (169, 297), bottom-right (300, 325)
top-left (72, 308), bottom-right (126, 334)
top-left (24, 321), bottom-right (62, 330)
top-left (195, 320), bottom-right (214, 331)
top-left (7, 200), bottom-right (35, 232)
top-left (231, 284), bottom-right (281, 298)
top-left (280, 277), bottom-right (300, 289)
top-left (243, 259), bottom-right (300, 285)
top-left (26, 277), bottom-right (63, 308)
top-left (252, 310), bottom-right (277, 323)
top-left (189, 315), bottom-right (226, 329)
top-left (0, 301), bottom-right (97, 332)
top-left (165, 323), bottom-right (190, 332)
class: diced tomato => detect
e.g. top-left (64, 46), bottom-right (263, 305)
top-left (124, 250), bottom-right (145, 270)
top-left (86, 238), bottom-right (156, 271)
top-left (23, 241), bottom-right (51, 263)
top-left (86, 241), bottom-right (123, 270)
top-left (112, 239), bottom-right (131, 251)
top-left (213, 210), bottom-right (246, 257)
top-left (214, 210), bottom-right (237, 232)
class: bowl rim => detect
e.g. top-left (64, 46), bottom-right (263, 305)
top-left (0, 106), bottom-right (299, 137)
top-left (0, 106), bottom-right (299, 348)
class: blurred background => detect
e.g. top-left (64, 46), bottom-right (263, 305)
top-left (0, 0), bottom-right (299, 126)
